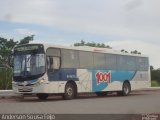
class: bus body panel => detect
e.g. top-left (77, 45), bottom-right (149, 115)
top-left (12, 43), bottom-right (151, 95)
top-left (13, 69), bottom-right (150, 94)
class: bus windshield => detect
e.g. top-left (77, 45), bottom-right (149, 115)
top-left (13, 44), bottom-right (45, 81)
top-left (14, 53), bottom-right (45, 77)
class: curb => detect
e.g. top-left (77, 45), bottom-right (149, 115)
top-left (141, 87), bottom-right (160, 90)
top-left (0, 90), bottom-right (22, 99)
top-left (131, 87), bottom-right (160, 93)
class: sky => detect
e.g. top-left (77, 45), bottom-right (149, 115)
top-left (0, 0), bottom-right (160, 69)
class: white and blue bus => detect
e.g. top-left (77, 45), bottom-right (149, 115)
top-left (12, 43), bottom-right (151, 100)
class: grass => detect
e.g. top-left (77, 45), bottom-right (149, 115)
top-left (0, 68), bottom-right (12, 90)
top-left (151, 80), bottom-right (160, 87)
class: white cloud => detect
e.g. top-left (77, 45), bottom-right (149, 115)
top-left (0, 0), bottom-right (160, 40)
top-left (124, 0), bottom-right (143, 11)
top-left (14, 28), bottom-right (37, 35)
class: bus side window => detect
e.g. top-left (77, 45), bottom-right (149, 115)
top-left (47, 56), bottom-right (60, 72)
top-left (53, 57), bottom-right (60, 70)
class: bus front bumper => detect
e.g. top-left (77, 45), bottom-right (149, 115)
top-left (12, 83), bottom-right (49, 94)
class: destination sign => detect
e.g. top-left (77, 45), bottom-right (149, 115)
top-left (15, 45), bottom-right (43, 52)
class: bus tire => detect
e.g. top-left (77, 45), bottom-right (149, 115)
top-left (118, 82), bottom-right (131, 96)
top-left (37, 93), bottom-right (49, 100)
top-left (63, 83), bottom-right (76, 100)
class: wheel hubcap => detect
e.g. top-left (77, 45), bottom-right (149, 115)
top-left (67, 87), bottom-right (73, 96)
top-left (124, 85), bottom-right (129, 94)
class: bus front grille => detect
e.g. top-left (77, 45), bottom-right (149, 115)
top-left (18, 88), bottom-right (33, 92)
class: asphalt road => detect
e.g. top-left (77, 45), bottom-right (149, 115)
top-left (0, 90), bottom-right (160, 114)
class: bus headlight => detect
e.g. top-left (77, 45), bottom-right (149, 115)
top-left (39, 79), bottom-right (45, 84)
top-left (33, 79), bottom-right (45, 87)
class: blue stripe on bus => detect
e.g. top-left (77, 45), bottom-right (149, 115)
top-left (20, 69), bottom-right (136, 92)
top-left (91, 70), bottom-right (136, 92)
top-left (48, 68), bottom-right (79, 81)
top-left (47, 68), bottom-right (136, 92)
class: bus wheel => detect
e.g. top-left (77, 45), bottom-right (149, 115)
top-left (96, 92), bottom-right (108, 97)
top-left (37, 93), bottom-right (49, 100)
top-left (118, 82), bottom-right (131, 96)
top-left (63, 83), bottom-right (76, 100)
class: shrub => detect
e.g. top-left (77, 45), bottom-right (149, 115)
top-left (0, 67), bottom-right (12, 90)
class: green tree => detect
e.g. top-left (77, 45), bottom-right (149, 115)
top-left (121, 49), bottom-right (128, 53)
top-left (74, 40), bottom-right (85, 46)
top-left (131, 50), bottom-right (141, 55)
top-left (74, 40), bottom-right (112, 49)
top-left (0, 35), bottom-right (35, 66)
top-left (19, 35), bottom-right (34, 45)
top-left (150, 65), bottom-right (154, 71)
top-left (151, 69), bottom-right (160, 81)
top-left (150, 66), bottom-right (160, 86)
top-left (0, 37), bottom-right (18, 65)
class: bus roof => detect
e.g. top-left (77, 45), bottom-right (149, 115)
top-left (20, 43), bottom-right (148, 57)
